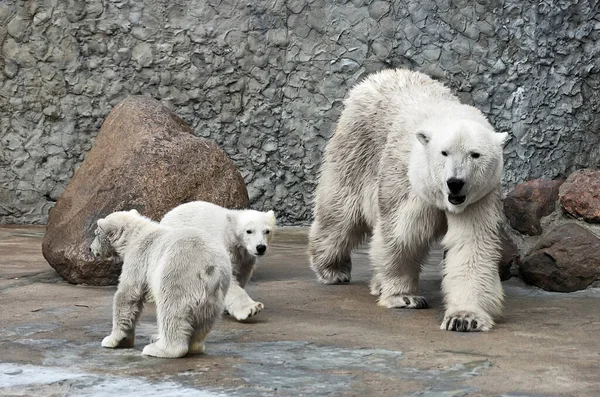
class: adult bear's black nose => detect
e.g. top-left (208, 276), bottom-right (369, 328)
top-left (447, 178), bottom-right (465, 194)
top-left (256, 245), bottom-right (266, 255)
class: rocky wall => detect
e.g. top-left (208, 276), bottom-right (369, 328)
top-left (1, 0), bottom-right (599, 225)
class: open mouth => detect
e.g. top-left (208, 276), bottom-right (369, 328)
top-left (448, 194), bottom-right (466, 205)
top-left (255, 252), bottom-right (265, 256)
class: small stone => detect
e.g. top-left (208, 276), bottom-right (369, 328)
top-left (519, 223), bottom-right (600, 292)
top-left (491, 59), bottom-right (506, 75)
top-left (132, 42), bottom-right (153, 68)
top-left (559, 169), bottom-right (600, 223)
top-left (43, 105), bottom-right (60, 119)
top-left (4, 60), bottom-right (18, 79)
top-left (504, 179), bottom-right (564, 236)
top-left (368, 1), bottom-right (390, 20)
top-left (7, 16), bottom-right (29, 42)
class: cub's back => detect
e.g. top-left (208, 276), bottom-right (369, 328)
top-left (160, 201), bottom-right (229, 239)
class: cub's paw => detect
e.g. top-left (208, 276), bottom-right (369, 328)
top-left (378, 294), bottom-right (428, 309)
top-left (440, 311), bottom-right (493, 332)
top-left (188, 342), bottom-right (205, 355)
top-left (101, 333), bottom-right (134, 348)
top-left (228, 300), bottom-right (264, 321)
top-left (141, 342), bottom-right (187, 358)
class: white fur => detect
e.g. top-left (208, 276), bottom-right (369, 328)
top-left (90, 210), bottom-right (231, 357)
top-left (309, 68), bottom-right (507, 332)
top-left (160, 201), bottom-right (276, 321)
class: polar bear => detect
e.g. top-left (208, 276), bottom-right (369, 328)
top-left (160, 201), bottom-right (276, 321)
top-left (90, 209), bottom-right (231, 357)
top-left (309, 68), bottom-right (508, 332)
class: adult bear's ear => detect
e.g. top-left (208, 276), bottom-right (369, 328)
top-left (495, 132), bottom-right (509, 146)
top-left (416, 131), bottom-right (430, 146)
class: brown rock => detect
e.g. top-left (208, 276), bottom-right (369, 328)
top-left (503, 179), bottom-right (563, 236)
top-left (519, 223), bottom-right (600, 292)
top-left (42, 96), bottom-right (249, 286)
top-left (559, 169), bottom-right (600, 223)
top-left (498, 228), bottom-right (519, 281)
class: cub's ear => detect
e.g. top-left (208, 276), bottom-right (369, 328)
top-left (97, 218), bottom-right (119, 239)
top-left (226, 213), bottom-right (237, 227)
top-left (265, 210), bottom-right (276, 227)
top-left (495, 132), bottom-right (510, 146)
top-left (416, 131), bottom-right (430, 146)
top-left (129, 209), bottom-right (140, 215)
top-left (97, 218), bottom-right (110, 231)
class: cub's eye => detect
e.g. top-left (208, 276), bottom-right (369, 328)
top-left (471, 153), bottom-right (481, 159)
top-left (265, 230), bottom-right (271, 235)
top-left (246, 230), bottom-right (253, 234)
top-left (441, 151), bottom-right (448, 156)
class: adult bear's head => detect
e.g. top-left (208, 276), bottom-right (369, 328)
top-left (408, 117), bottom-right (509, 214)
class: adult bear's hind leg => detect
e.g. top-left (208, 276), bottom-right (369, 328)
top-left (308, 193), bottom-right (368, 285)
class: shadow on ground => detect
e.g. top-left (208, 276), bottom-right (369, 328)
top-left (0, 226), bottom-right (599, 396)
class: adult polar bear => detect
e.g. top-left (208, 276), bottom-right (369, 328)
top-left (309, 68), bottom-right (508, 332)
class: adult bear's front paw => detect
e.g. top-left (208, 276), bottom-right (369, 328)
top-left (314, 267), bottom-right (351, 284)
top-left (378, 294), bottom-right (428, 309)
top-left (440, 310), bottom-right (493, 332)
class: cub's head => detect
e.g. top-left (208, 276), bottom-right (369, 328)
top-left (228, 209), bottom-right (276, 257)
top-left (90, 209), bottom-right (141, 260)
top-left (410, 118), bottom-right (508, 213)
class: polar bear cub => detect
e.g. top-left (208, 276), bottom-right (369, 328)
top-left (309, 68), bottom-right (508, 332)
top-left (90, 209), bottom-right (231, 358)
top-left (161, 201), bottom-right (276, 321)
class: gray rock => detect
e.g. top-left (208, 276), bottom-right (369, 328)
top-left (1, 0), bottom-right (600, 227)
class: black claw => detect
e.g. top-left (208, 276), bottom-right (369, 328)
top-left (460, 319), bottom-right (469, 332)
top-left (471, 320), bottom-right (478, 330)
top-left (451, 318), bottom-right (458, 331)
top-left (455, 319), bottom-right (463, 332)
top-left (403, 297), bottom-right (411, 305)
top-left (446, 319), bottom-right (451, 330)
top-left (415, 297), bottom-right (428, 309)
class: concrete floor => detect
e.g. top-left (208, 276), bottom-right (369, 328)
top-left (0, 225), bottom-right (599, 397)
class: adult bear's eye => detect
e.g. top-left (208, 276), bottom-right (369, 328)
top-left (246, 230), bottom-right (253, 234)
top-left (441, 151), bottom-right (448, 156)
top-left (471, 153), bottom-right (481, 159)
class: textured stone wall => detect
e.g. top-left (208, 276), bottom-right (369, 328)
top-left (1, 0), bottom-right (599, 225)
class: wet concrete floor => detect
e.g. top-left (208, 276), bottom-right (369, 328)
top-left (0, 225), bottom-right (599, 396)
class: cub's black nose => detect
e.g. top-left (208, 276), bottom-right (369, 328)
top-left (256, 245), bottom-right (266, 254)
top-left (446, 178), bottom-right (465, 194)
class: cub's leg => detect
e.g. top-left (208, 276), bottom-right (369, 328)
top-left (101, 279), bottom-right (145, 349)
top-left (142, 297), bottom-right (192, 358)
top-left (224, 281), bottom-right (263, 321)
top-left (188, 329), bottom-right (210, 355)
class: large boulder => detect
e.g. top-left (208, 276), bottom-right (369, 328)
top-left (519, 223), bottom-right (600, 292)
top-left (559, 169), bottom-right (600, 223)
top-left (42, 96), bottom-right (249, 285)
top-left (503, 179), bottom-right (563, 236)
top-left (498, 228), bottom-right (519, 281)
